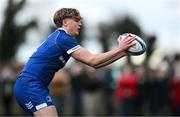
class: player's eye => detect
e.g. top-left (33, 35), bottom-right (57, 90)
top-left (72, 18), bottom-right (81, 22)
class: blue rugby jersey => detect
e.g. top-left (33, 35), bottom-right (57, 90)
top-left (19, 28), bottom-right (81, 86)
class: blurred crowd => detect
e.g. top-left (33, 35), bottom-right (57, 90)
top-left (0, 53), bottom-right (180, 116)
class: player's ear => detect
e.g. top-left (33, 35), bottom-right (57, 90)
top-left (62, 19), bottom-right (68, 27)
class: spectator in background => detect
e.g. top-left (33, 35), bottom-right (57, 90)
top-left (148, 61), bottom-right (170, 116)
top-left (82, 66), bottom-right (102, 116)
top-left (135, 65), bottom-right (147, 115)
top-left (115, 64), bottom-right (139, 116)
top-left (49, 70), bottom-right (70, 116)
top-left (170, 53), bottom-right (180, 115)
top-left (102, 66), bottom-right (115, 116)
top-left (69, 62), bottom-right (85, 116)
top-left (1, 63), bottom-right (16, 116)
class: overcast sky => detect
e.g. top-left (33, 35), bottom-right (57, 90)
top-left (0, 0), bottom-right (180, 63)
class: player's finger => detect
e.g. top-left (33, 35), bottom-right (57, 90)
top-left (126, 36), bottom-right (136, 43)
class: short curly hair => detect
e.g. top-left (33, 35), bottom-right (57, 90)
top-left (53, 8), bottom-right (82, 27)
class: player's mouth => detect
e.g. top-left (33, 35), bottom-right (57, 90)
top-left (77, 27), bottom-right (81, 31)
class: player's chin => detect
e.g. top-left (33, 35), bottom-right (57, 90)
top-left (75, 31), bottom-right (80, 35)
top-left (71, 30), bottom-right (79, 36)
top-left (71, 32), bottom-right (79, 37)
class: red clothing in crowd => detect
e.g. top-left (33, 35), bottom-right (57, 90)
top-left (170, 77), bottom-right (180, 107)
top-left (115, 74), bottom-right (139, 101)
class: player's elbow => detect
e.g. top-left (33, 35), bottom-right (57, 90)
top-left (90, 64), bottom-right (101, 69)
top-left (86, 61), bottom-right (98, 69)
top-left (75, 55), bottom-right (101, 69)
top-left (89, 64), bottom-right (100, 69)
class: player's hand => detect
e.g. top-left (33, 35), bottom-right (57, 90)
top-left (117, 34), bottom-right (136, 51)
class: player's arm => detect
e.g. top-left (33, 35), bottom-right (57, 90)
top-left (71, 35), bottom-right (136, 69)
top-left (91, 52), bottom-right (126, 68)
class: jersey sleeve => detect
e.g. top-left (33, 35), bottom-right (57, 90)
top-left (58, 36), bottom-right (81, 54)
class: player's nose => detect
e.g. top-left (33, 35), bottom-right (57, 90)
top-left (78, 21), bottom-right (82, 26)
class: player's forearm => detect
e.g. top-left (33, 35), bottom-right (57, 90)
top-left (93, 52), bottom-right (126, 69)
top-left (71, 47), bottom-right (126, 68)
top-left (89, 48), bottom-right (125, 68)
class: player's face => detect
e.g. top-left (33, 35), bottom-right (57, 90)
top-left (64, 18), bottom-right (82, 36)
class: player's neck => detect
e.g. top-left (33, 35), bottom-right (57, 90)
top-left (58, 27), bottom-right (70, 35)
top-left (59, 27), bottom-right (77, 37)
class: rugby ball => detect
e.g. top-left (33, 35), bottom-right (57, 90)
top-left (120, 33), bottom-right (146, 55)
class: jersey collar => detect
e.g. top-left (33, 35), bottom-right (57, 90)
top-left (58, 28), bottom-right (70, 35)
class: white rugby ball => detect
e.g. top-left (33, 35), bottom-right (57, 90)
top-left (120, 33), bottom-right (146, 55)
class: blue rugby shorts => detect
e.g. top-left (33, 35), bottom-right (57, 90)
top-left (14, 76), bottom-right (54, 114)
